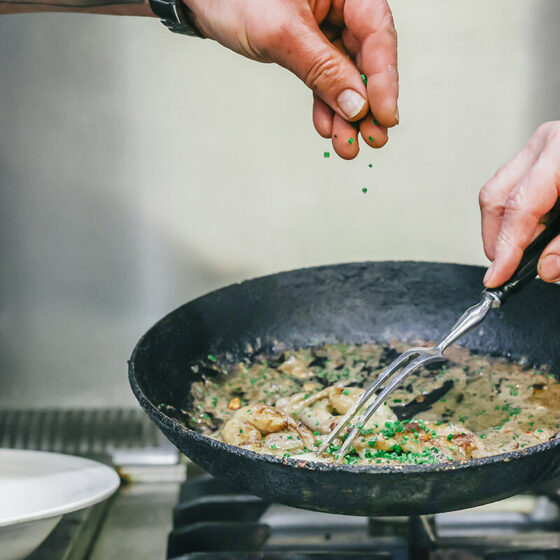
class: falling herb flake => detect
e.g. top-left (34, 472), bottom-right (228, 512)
top-left (368, 136), bottom-right (374, 142)
top-left (361, 73), bottom-right (367, 85)
top-left (207, 354), bottom-right (217, 362)
top-left (362, 187), bottom-right (368, 194)
top-left (348, 137), bottom-right (354, 144)
top-left (323, 151), bottom-right (330, 158)
top-left (368, 163), bottom-right (373, 168)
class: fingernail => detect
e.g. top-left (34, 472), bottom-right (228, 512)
top-left (539, 255), bottom-right (560, 282)
top-left (395, 108), bottom-right (399, 124)
top-left (337, 89), bottom-right (366, 119)
top-left (483, 263), bottom-right (495, 286)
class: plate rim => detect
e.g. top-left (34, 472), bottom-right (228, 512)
top-left (0, 449), bottom-right (120, 528)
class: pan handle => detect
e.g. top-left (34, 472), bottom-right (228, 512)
top-left (485, 212), bottom-right (560, 304)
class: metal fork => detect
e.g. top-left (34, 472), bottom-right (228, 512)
top-left (317, 213), bottom-right (560, 462)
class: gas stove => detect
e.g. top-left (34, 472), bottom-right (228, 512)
top-left (3, 408), bottom-right (560, 560)
top-left (166, 469), bottom-right (560, 560)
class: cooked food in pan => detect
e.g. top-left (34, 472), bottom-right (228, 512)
top-left (182, 342), bottom-right (560, 465)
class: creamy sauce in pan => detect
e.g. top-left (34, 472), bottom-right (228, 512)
top-left (180, 342), bottom-right (560, 465)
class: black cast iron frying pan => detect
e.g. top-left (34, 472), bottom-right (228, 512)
top-left (129, 260), bottom-right (560, 516)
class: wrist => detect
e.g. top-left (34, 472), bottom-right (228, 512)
top-left (148, 0), bottom-right (205, 36)
top-left (0, 0), bottom-right (155, 15)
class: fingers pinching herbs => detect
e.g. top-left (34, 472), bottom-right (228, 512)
top-left (480, 122), bottom-right (560, 288)
top-left (344, 0), bottom-right (399, 128)
top-left (187, 0), bottom-right (398, 156)
top-left (313, 95), bottom-right (334, 138)
top-left (269, 13), bottom-right (369, 123)
top-left (360, 114), bottom-right (388, 148)
top-left (332, 113), bottom-right (359, 159)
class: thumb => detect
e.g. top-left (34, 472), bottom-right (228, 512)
top-left (267, 19), bottom-right (369, 121)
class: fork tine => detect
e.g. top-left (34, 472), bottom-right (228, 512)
top-left (335, 355), bottom-right (434, 462)
top-left (316, 349), bottom-right (418, 455)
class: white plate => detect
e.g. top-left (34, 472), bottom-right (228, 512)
top-left (0, 449), bottom-right (120, 560)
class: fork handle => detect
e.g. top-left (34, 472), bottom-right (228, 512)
top-left (485, 213), bottom-right (560, 304)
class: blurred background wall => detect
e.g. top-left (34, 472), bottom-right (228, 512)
top-left (1, 0), bottom-right (559, 408)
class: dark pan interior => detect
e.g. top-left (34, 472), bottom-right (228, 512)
top-left (129, 261), bottom-right (560, 516)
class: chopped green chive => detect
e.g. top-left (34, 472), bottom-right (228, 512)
top-left (368, 163), bottom-right (373, 168)
top-left (361, 73), bottom-right (367, 85)
top-left (368, 136), bottom-right (374, 142)
top-left (348, 137), bottom-right (354, 144)
top-left (323, 151), bottom-right (330, 158)
top-left (207, 354), bottom-right (217, 362)
top-left (362, 187), bottom-right (368, 194)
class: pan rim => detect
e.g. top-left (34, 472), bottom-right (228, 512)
top-left (129, 260), bottom-right (560, 476)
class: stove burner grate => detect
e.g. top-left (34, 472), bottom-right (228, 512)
top-left (168, 473), bottom-right (560, 560)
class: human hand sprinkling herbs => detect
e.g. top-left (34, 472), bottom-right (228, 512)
top-left (186, 0), bottom-right (400, 159)
top-left (1, 0), bottom-right (398, 159)
top-left (480, 121), bottom-right (560, 288)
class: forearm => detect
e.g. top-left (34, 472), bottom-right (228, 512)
top-left (0, 0), bottom-right (153, 16)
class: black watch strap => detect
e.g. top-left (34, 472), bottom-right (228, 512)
top-left (149, 0), bottom-right (204, 37)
